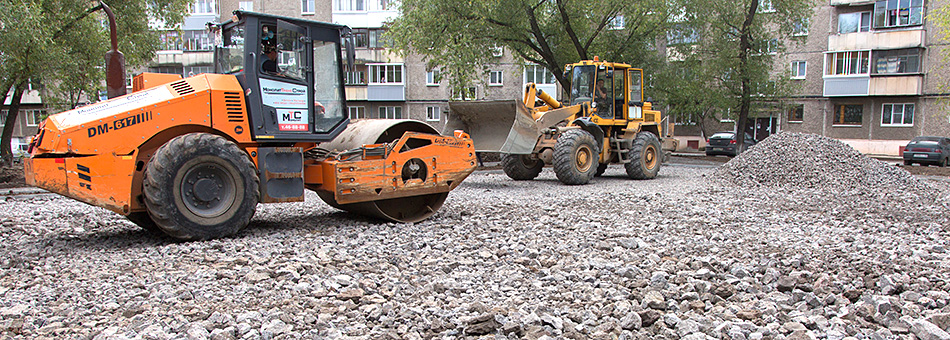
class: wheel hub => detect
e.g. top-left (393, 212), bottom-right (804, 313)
top-left (645, 146), bottom-right (657, 168)
top-left (181, 164), bottom-right (235, 218)
top-left (193, 178), bottom-right (221, 202)
top-left (576, 146), bottom-right (592, 172)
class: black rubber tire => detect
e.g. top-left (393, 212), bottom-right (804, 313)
top-left (625, 132), bottom-right (662, 180)
top-left (501, 153), bottom-right (543, 180)
top-left (553, 129), bottom-right (598, 185)
top-left (595, 163), bottom-right (608, 177)
top-left (903, 160), bottom-right (913, 166)
top-left (143, 133), bottom-right (259, 241)
top-left (126, 212), bottom-right (160, 233)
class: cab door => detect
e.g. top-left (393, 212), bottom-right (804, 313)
top-left (628, 69), bottom-right (644, 120)
top-left (256, 20), bottom-right (315, 138)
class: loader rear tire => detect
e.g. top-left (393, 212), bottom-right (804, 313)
top-left (625, 132), bottom-right (661, 180)
top-left (553, 129), bottom-right (598, 185)
top-left (143, 133), bottom-right (259, 241)
top-left (501, 154), bottom-right (543, 180)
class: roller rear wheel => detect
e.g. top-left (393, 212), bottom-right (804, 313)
top-left (143, 133), bottom-right (259, 241)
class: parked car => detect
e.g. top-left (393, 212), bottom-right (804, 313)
top-left (902, 136), bottom-right (950, 167)
top-left (705, 132), bottom-right (757, 157)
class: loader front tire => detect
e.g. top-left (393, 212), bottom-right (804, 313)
top-left (553, 129), bottom-right (598, 185)
top-left (625, 132), bottom-right (661, 180)
top-left (501, 153), bottom-right (543, 180)
top-left (143, 133), bottom-right (259, 241)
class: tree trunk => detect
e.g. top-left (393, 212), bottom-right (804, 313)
top-left (1, 80), bottom-right (28, 167)
top-left (735, 0), bottom-right (758, 150)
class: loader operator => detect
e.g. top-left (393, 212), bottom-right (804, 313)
top-left (594, 79), bottom-right (611, 116)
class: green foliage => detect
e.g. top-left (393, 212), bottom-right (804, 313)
top-left (654, 0), bottom-right (814, 132)
top-left (388, 0), bottom-right (672, 89)
top-left (0, 0), bottom-right (191, 110)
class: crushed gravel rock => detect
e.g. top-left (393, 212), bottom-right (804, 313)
top-left (0, 151), bottom-right (948, 339)
top-left (713, 132), bottom-right (943, 201)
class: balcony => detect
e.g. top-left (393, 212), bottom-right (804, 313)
top-left (367, 84), bottom-right (405, 101)
top-left (345, 86), bottom-right (368, 101)
top-left (828, 29), bottom-right (925, 51)
top-left (155, 50), bottom-right (213, 67)
top-left (868, 75), bottom-right (922, 96)
top-left (830, 0), bottom-right (874, 5)
top-left (355, 49), bottom-right (403, 64)
top-left (823, 74), bottom-right (922, 96)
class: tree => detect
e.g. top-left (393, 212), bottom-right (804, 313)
top-left (0, 0), bottom-right (191, 165)
top-left (387, 0), bottom-right (672, 91)
top-left (657, 0), bottom-right (813, 147)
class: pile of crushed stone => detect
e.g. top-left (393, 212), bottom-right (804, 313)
top-left (712, 132), bottom-right (941, 200)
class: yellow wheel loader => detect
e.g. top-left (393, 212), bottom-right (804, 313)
top-left (444, 58), bottom-right (677, 185)
top-left (24, 11), bottom-right (477, 240)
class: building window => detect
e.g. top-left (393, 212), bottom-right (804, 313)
top-left (378, 0), bottom-right (393, 10)
top-left (239, 1), bottom-right (253, 10)
top-left (489, 71), bottom-right (503, 86)
top-left (426, 106), bottom-right (441, 121)
top-left (336, 0), bottom-right (366, 11)
top-left (787, 104), bottom-right (804, 122)
top-left (26, 109), bottom-right (47, 127)
top-left (160, 31), bottom-right (182, 50)
top-left (452, 86), bottom-right (477, 101)
top-left (881, 103), bottom-right (914, 126)
top-left (378, 106), bottom-right (402, 119)
top-left (826, 51), bottom-right (870, 76)
top-left (426, 69), bottom-right (440, 86)
top-left (755, 39), bottom-right (779, 55)
top-left (839, 12), bottom-right (871, 34)
top-left (186, 66), bottom-right (213, 77)
top-left (345, 71), bottom-right (366, 85)
top-left (490, 45), bottom-right (504, 57)
top-left (609, 15), bottom-right (625, 29)
top-left (524, 65), bottom-right (556, 85)
top-left (368, 64), bottom-right (403, 84)
top-left (667, 24), bottom-right (699, 45)
top-left (791, 61), bottom-right (806, 79)
top-left (302, 0), bottom-right (315, 14)
top-left (0, 110), bottom-right (7, 128)
top-left (192, 0), bottom-right (215, 14)
top-left (833, 104), bottom-right (863, 126)
top-left (873, 0), bottom-right (923, 28)
top-left (348, 106), bottom-right (365, 119)
top-left (183, 30), bottom-right (212, 51)
top-left (758, 0), bottom-right (775, 13)
top-left (872, 49), bottom-right (920, 74)
top-left (792, 18), bottom-right (809, 36)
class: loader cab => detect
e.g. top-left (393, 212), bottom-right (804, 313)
top-left (569, 62), bottom-right (644, 122)
top-left (215, 11), bottom-right (350, 142)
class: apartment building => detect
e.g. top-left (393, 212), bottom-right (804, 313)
top-left (778, 0), bottom-right (950, 156)
top-left (1, 81), bottom-right (46, 157)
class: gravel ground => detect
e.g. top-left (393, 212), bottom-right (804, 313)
top-left (1, 134), bottom-right (950, 340)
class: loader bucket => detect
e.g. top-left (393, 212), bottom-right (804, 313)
top-left (443, 100), bottom-right (540, 154)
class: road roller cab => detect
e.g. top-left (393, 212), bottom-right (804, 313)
top-left (24, 11), bottom-right (477, 240)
